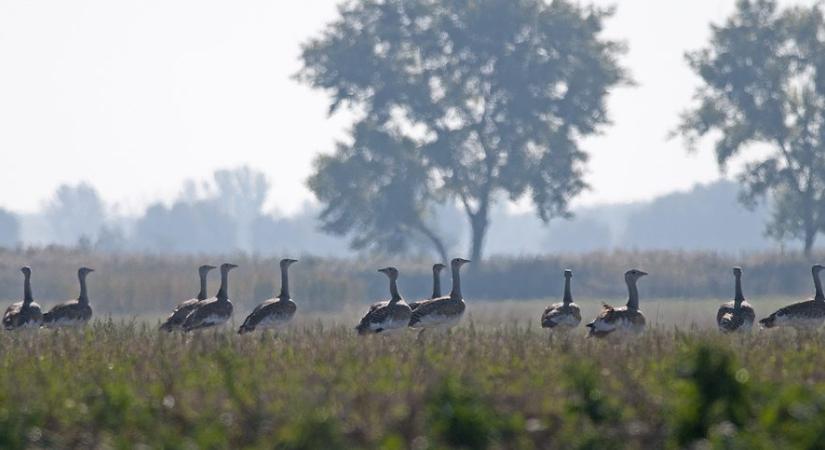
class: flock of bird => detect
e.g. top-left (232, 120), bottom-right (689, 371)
top-left (3, 258), bottom-right (825, 337)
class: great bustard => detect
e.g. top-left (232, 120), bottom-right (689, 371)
top-left (759, 264), bottom-right (825, 329)
top-left (3, 267), bottom-right (43, 330)
top-left (42, 267), bottom-right (94, 328)
top-left (541, 269), bottom-right (581, 331)
top-left (716, 267), bottom-right (756, 333)
top-left (159, 264), bottom-right (216, 332)
top-left (238, 258), bottom-right (299, 334)
top-left (356, 267), bottom-right (412, 335)
top-left (182, 263), bottom-right (237, 331)
top-left (409, 263), bottom-right (446, 311)
top-left (408, 258), bottom-right (470, 331)
top-left (586, 269), bottom-right (647, 338)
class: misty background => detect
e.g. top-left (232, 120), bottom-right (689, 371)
top-left (0, 0), bottom-right (822, 262)
top-left (0, 175), bottom-right (779, 256)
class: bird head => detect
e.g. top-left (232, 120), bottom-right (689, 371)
top-left (199, 265), bottom-right (217, 275)
top-left (378, 267), bottom-right (399, 279)
top-left (625, 269), bottom-right (648, 282)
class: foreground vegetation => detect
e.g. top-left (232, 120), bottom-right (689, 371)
top-left (3, 316), bottom-right (825, 449)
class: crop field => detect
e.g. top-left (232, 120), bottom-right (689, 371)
top-left (2, 299), bottom-right (825, 449)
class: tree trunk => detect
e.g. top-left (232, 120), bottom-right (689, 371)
top-left (469, 213), bottom-right (488, 264)
top-left (415, 223), bottom-right (449, 263)
top-left (804, 227), bottom-right (816, 257)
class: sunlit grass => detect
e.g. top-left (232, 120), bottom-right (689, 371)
top-left (1, 301), bottom-right (825, 448)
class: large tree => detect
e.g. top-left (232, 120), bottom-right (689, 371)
top-left (299, 0), bottom-right (627, 262)
top-left (678, 0), bottom-right (825, 255)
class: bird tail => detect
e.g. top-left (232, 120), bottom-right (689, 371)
top-left (759, 315), bottom-right (776, 328)
top-left (159, 321), bottom-right (174, 332)
top-left (355, 323), bottom-right (371, 335)
top-left (238, 324), bottom-right (254, 334)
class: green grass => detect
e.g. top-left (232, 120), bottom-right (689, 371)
top-left (2, 300), bottom-right (825, 449)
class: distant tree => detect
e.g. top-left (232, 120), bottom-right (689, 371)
top-left (677, 0), bottom-right (825, 255)
top-left (298, 0), bottom-right (627, 262)
top-left (212, 167), bottom-right (270, 253)
top-left (133, 201), bottom-right (237, 254)
top-left (44, 183), bottom-right (105, 246)
top-left (309, 123), bottom-right (451, 261)
top-left (0, 208), bottom-right (20, 248)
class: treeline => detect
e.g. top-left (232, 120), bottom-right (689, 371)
top-left (0, 174), bottom-right (789, 259)
top-left (0, 248), bottom-right (820, 316)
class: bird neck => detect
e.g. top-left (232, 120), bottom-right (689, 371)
top-left (625, 277), bottom-right (639, 310)
top-left (217, 269), bottom-right (230, 301)
top-left (450, 266), bottom-right (463, 300)
top-left (563, 277), bottom-right (572, 306)
top-left (23, 272), bottom-right (33, 305)
top-left (388, 277), bottom-right (402, 303)
top-left (734, 273), bottom-right (745, 307)
top-left (431, 269), bottom-right (442, 299)
top-left (78, 272), bottom-right (89, 304)
top-left (278, 265), bottom-right (291, 300)
top-left (814, 268), bottom-right (824, 302)
top-left (197, 272), bottom-right (208, 301)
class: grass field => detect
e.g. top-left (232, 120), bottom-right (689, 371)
top-left (2, 300), bottom-right (825, 449)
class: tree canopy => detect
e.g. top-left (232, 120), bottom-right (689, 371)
top-left (299, 0), bottom-right (627, 261)
top-left (678, 0), bottom-right (825, 255)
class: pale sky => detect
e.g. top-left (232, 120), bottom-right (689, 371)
top-left (0, 0), bottom-right (810, 216)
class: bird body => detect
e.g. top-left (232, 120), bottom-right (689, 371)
top-left (409, 263), bottom-right (446, 312)
top-left (182, 263), bottom-right (237, 332)
top-left (541, 269), bottom-right (581, 330)
top-left (356, 267), bottom-right (412, 335)
top-left (42, 267), bottom-right (94, 328)
top-left (3, 267), bottom-right (43, 330)
top-left (586, 269), bottom-right (647, 339)
top-left (160, 265), bottom-right (215, 332)
top-left (716, 267), bottom-right (755, 333)
top-left (239, 259), bottom-right (298, 334)
top-left (408, 258), bottom-right (470, 330)
top-left (760, 265), bottom-right (825, 329)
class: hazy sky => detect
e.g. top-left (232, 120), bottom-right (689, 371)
top-left (0, 0), bottom-right (810, 216)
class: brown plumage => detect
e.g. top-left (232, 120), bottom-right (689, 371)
top-left (239, 259), bottom-right (298, 334)
top-left (182, 263), bottom-right (237, 332)
top-left (760, 264), bottom-right (825, 329)
top-left (3, 267), bottom-right (43, 330)
top-left (409, 258), bottom-right (470, 329)
top-left (159, 265), bottom-right (216, 332)
top-left (356, 267), bottom-right (412, 335)
top-left (541, 269), bottom-right (581, 330)
top-left (409, 263), bottom-right (446, 311)
top-left (42, 267), bottom-right (94, 328)
top-left (716, 267), bottom-right (755, 333)
top-left (586, 269), bottom-right (647, 338)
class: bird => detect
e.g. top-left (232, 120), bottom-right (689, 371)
top-left (3, 266), bottom-right (43, 330)
top-left (409, 263), bottom-right (446, 311)
top-left (238, 258), bottom-right (299, 334)
top-left (182, 263), bottom-right (237, 332)
top-left (356, 267), bottom-right (413, 335)
top-left (716, 267), bottom-right (756, 333)
top-left (759, 264), bottom-right (825, 329)
top-left (159, 265), bottom-right (216, 332)
top-left (586, 269), bottom-right (648, 338)
top-left (408, 258), bottom-right (471, 331)
top-left (541, 269), bottom-right (581, 331)
top-left (42, 267), bottom-right (94, 328)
